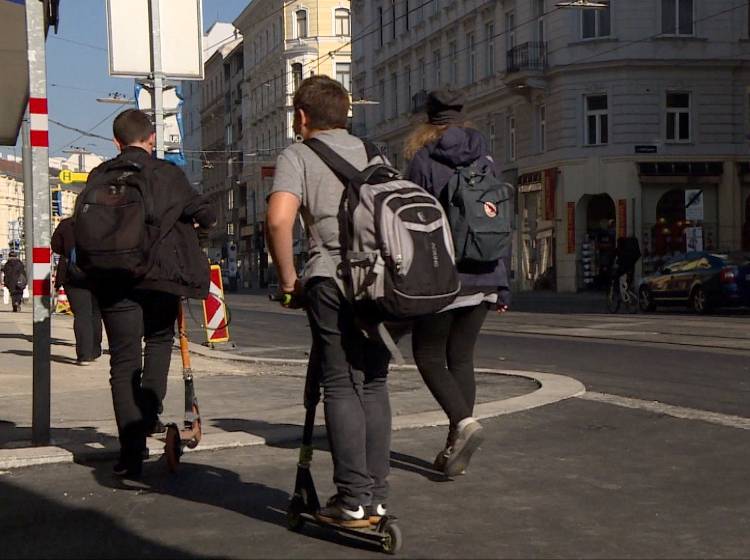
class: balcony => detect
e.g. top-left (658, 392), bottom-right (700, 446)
top-left (504, 42), bottom-right (548, 93)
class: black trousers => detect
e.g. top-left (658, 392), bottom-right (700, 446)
top-left (65, 284), bottom-right (102, 362)
top-left (96, 288), bottom-right (179, 459)
top-left (305, 278), bottom-right (392, 508)
top-left (411, 304), bottom-right (489, 427)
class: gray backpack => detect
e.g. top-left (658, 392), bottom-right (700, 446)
top-left (445, 158), bottom-right (513, 266)
top-left (304, 138), bottom-right (460, 359)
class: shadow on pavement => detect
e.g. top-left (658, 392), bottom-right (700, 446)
top-left (2, 349), bottom-right (79, 365)
top-left (0, 478), bottom-right (205, 559)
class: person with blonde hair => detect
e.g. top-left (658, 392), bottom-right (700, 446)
top-left (405, 90), bottom-right (511, 476)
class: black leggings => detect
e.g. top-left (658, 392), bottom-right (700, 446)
top-left (411, 304), bottom-right (489, 427)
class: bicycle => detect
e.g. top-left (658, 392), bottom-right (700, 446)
top-left (607, 272), bottom-right (639, 314)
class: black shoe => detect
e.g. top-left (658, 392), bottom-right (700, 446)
top-left (315, 495), bottom-right (369, 528)
top-left (112, 459), bottom-right (142, 479)
top-left (443, 419), bottom-right (484, 477)
top-left (148, 418), bottom-right (166, 435)
top-left (366, 503), bottom-right (387, 525)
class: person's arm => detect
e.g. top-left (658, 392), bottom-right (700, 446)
top-left (51, 221), bottom-right (65, 255)
top-left (405, 151), bottom-right (430, 191)
top-left (171, 167), bottom-right (217, 228)
top-left (266, 191), bottom-right (301, 294)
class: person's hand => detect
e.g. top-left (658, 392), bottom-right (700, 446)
top-left (497, 303), bottom-right (509, 314)
top-left (273, 278), bottom-right (305, 309)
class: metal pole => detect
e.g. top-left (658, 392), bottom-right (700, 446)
top-left (150, 0), bottom-right (165, 159)
top-left (25, 0), bottom-right (51, 445)
top-left (21, 117), bottom-right (33, 280)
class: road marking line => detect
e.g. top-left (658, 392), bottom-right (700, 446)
top-left (579, 391), bottom-right (750, 430)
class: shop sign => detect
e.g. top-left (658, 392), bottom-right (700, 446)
top-left (617, 199), bottom-right (627, 238)
top-left (635, 145), bottom-right (658, 154)
top-left (685, 226), bottom-right (704, 252)
top-left (567, 202), bottom-right (576, 254)
top-left (685, 189), bottom-right (704, 221)
top-left (519, 182), bottom-right (543, 193)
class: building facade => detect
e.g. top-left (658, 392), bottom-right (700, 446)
top-left (200, 33), bottom-right (243, 267)
top-left (352, 0), bottom-right (750, 292)
top-left (234, 0), bottom-right (352, 288)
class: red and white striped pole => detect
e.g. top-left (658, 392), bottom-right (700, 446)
top-left (26, 0), bottom-right (51, 445)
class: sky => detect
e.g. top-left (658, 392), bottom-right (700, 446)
top-left (2, 0), bottom-right (249, 160)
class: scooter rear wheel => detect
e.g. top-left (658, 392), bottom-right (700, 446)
top-left (164, 424), bottom-right (182, 473)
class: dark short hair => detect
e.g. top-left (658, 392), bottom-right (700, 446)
top-left (112, 109), bottom-right (154, 145)
top-left (293, 75), bottom-right (350, 131)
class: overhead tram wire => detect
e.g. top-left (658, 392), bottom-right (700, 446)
top-left (51, 105), bottom-right (122, 154)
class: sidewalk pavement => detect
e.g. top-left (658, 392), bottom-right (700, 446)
top-left (0, 309), bottom-right (584, 470)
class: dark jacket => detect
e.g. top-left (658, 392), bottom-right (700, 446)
top-left (51, 217), bottom-right (85, 289)
top-left (84, 146), bottom-right (215, 299)
top-left (406, 126), bottom-right (510, 295)
top-left (2, 257), bottom-right (26, 294)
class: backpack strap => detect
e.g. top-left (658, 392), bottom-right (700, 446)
top-left (304, 138), bottom-right (361, 186)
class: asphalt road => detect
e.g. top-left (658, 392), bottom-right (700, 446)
top-left (189, 294), bottom-right (750, 418)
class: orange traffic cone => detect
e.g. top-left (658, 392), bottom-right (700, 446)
top-left (55, 286), bottom-right (72, 315)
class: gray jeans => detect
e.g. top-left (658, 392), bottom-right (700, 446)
top-left (305, 278), bottom-right (392, 509)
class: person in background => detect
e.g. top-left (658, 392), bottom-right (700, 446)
top-left (404, 90), bottom-right (511, 477)
top-left (51, 217), bottom-right (102, 365)
top-left (1, 252), bottom-right (27, 312)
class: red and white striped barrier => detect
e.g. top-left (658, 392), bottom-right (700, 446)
top-left (32, 247), bottom-right (51, 299)
top-left (29, 97), bottom-right (49, 148)
top-left (202, 264), bottom-right (230, 345)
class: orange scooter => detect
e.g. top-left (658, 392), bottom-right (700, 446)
top-left (163, 299), bottom-right (202, 472)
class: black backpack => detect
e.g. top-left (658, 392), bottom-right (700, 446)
top-left (73, 160), bottom-right (158, 280)
top-left (444, 158), bottom-right (513, 266)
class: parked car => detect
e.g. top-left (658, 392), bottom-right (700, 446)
top-left (639, 252), bottom-right (750, 313)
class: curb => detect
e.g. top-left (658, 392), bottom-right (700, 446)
top-left (0, 355), bottom-right (585, 470)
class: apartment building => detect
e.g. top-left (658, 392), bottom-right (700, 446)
top-left (200, 33), bottom-right (243, 265)
top-left (352, 0), bottom-right (750, 292)
top-left (235, 0), bottom-right (351, 288)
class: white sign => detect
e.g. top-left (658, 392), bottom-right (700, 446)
top-left (106, 0), bottom-right (204, 79)
top-left (685, 226), bottom-right (704, 252)
top-left (685, 189), bottom-right (704, 222)
top-left (136, 85), bottom-right (182, 148)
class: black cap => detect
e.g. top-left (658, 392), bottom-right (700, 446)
top-left (426, 89), bottom-right (465, 125)
top-left (8, 251), bottom-right (17, 258)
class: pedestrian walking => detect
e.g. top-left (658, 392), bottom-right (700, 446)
top-left (1, 252), bottom-right (27, 312)
top-left (267, 76), bottom-right (393, 527)
top-left (404, 90), bottom-right (512, 476)
top-left (77, 109), bottom-right (215, 478)
top-left (51, 217), bottom-right (103, 365)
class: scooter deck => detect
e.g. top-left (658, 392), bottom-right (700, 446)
top-left (287, 501), bottom-right (402, 555)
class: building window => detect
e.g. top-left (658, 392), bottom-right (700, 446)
top-left (228, 189), bottom-right (235, 210)
top-left (666, 92), bottom-right (691, 142)
top-left (507, 115), bottom-right (517, 162)
top-left (505, 12), bottom-right (515, 52)
top-left (432, 49), bottom-right (441, 87)
top-left (485, 22), bottom-right (495, 77)
top-left (662, 0), bottom-right (693, 36)
top-left (433, 0), bottom-right (440, 16)
top-left (390, 72), bottom-right (398, 117)
top-left (378, 7), bottom-right (384, 46)
top-left (227, 223), bottom-right (235, 236)
top-left (405, 0), bottom-right (410, 31)
top-left (404, 65), bottom-right (412, 109)
top-left (335, 8), bottom-right (350, 36)
top-left (292, 63), bottom-right (303, 91)
top-left (539, 104), bottom-right (547, 153)
top-left (585, 94), bottom-right (609, 146)
top-left (296, 9), bottom-right (308, 39)
top-left (379, 79), bottom-right (386, 122)
top-left (467, 33), bottom-right (476, 84)
top-left (448, 40), bottom-right (458, 84)
top-left (336, 62), bottom-right (351, 92)
top-left (418, 58), bottom-right (426, 91)
top-left (537, 0), bottom-right (545, 42)
top-left (489, 122), bottom-right (496, 154)
top-left (582, 1), bottom-right (611, 39)
top-left (391, 0), bottom-right (397, 40)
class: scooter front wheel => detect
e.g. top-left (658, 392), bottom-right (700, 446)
top-left (164, 424), bottom-right (182, 473)
top-left (380, 521), bottom-right (403, 555)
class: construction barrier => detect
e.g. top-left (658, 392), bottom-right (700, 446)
top-left (202, 264), bottom-right (230, 345)
top-left (54, 286), bottom-right (71, 315)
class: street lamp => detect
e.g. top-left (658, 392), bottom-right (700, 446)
top-left (95, 92), bottom-right (135, 105)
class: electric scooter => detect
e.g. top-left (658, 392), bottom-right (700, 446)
top-left (163, 299), bottom-right (202, 472)
top-left (270, 294), bottom-right (403, 554)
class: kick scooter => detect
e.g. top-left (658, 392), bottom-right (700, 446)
top-left (270, 293), bottom-right (403, 554)
top-left (163, 299), bottom-right (202, 472)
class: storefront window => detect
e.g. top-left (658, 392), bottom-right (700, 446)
top-left (579, 194), bottom-right (616, 290)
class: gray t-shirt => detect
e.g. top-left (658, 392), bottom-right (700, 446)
top-left (270, 129), bottom-right (384, 281)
